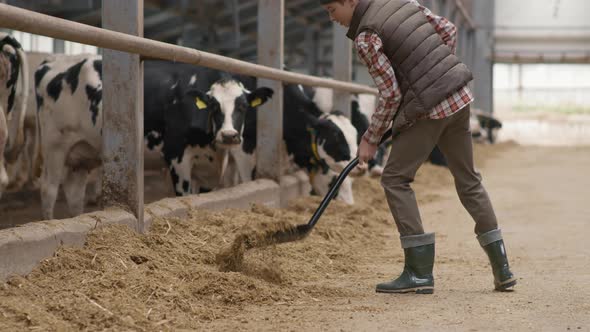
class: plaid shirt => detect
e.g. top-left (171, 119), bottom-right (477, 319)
top-left (355, 0), bottom-right (474, 145)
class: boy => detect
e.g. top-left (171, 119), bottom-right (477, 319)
top-left (320, 0), bottom-right (516, 294)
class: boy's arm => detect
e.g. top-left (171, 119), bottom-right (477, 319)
top-left (410, 0), bottom-right (458, 54)
top-left (355, 31), bottom-right (402, 146)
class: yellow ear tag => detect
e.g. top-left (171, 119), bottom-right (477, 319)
top-left (250, 97), bottom-right (262, 107)
top-left (195, 97), bottom-right (207, 110)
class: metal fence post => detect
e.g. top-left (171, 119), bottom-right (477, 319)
top-left (332, 23), bottom-right (352, 117)
top-left (257, 0), bottom-right (284, 183)
top-left (472, 0), bottom-right (495, 113)
top-left (102, 0), bottom-right (145, 232)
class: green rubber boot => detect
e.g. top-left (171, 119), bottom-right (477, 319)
top-left (478, 229), bottom-right (517, 291)
top-left (376, 233), bottom-right (434, 294)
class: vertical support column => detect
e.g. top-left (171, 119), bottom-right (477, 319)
top-left (53, 39), bottom-right (65, 54)
top-left (467, 27), bottom-right (477, 91)
top-left (305, 28), bottom-right (318, 75)
top-left (467, 29), bottom-right (474, 67)
top-left (460, 26), bottom-right (467, 63)
top-left (439, 0), bottom-right (448, 18)
top-left (445, 0), bottom-right (456, 22)
top-left (421, 0), bottom-right (435, 9)
top-left (472, 0), bottom-right (495, 113)
top-left (455, 16), bottom-right (467, 65)
top-left (332, 23), bottom-right (352, 117)
top-left (102, 0), bottom-right (145, 232)
top-left (456, 18), bottom-right (463, 56)
top-left (257, 0), bottom-right (284, 183)
top-left (517, 64), bottom-right (523, 100)
top-left (430, 0), bottom-right (440, 15)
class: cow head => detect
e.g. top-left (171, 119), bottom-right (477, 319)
top-left (189, 79), bottom-right (273, 147)
top-left (305, 110), bottom-right (359, 174)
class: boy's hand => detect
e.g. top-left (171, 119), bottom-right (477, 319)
top-left (358, 137), bottom-right (378, 166)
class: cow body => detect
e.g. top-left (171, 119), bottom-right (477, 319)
top-left (144, 61), bottom-right (220, 196)
top-left (34, 55), bottom-right (103, 219)
top-left (0, 33), bottom-right (29, 197)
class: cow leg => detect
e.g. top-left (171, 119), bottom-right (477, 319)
top-left (220, 158), bottom-right (237, 188)
top-left (0, 160), bottom-right (8, 194)
top-left (220, 151), bottom-right (244, 188)
top-left (5, 129), bottom-right (34, 190)
top-left (40, 149), bottom-right (67, 220)
top-left (62, 168), bottom-right (90, 217)
top-left (85, 167), bottom-right (102, 205)
top-left (0, 163), bottom-right (7, 198)
top-left (14, 121), bottom-right (37, 190)
top-left (170, 155), bottom-right (194, 196)
top-left (233, 152), bottom-right (256, 184)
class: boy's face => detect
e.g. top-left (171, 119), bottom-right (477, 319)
top-left (321, 0), bottom-right (357, 28)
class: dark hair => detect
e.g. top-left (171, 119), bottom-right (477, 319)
top-left (319, 0), bottom-right (344, 4)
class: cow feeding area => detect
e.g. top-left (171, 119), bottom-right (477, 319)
top-left (0, 144), bottom-right (508, 331)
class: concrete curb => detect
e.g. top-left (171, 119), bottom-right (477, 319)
top-left (0, 208), bottom-right (136, 281)
top-left (0, 175), bottom-right (308, 281)
top-left (143, 178), bottom-right (281, 230)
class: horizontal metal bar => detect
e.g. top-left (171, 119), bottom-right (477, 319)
top-left (0, 4), bottom-right (377, 95)
top-left (496, 25), bottom-right (590, 31)
top-left (492, 52), bottom-right (590, 64)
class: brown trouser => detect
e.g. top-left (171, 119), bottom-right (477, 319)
top-left (381, 105), bottom-right (498, 236)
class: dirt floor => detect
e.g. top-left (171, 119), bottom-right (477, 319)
top-left (1, 142), bottom-right (589, 331)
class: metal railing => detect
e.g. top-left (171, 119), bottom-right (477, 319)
top-left (0, 3), bottom-right (378, 95)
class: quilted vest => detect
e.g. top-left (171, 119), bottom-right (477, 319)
top-left (347, 0), bottom-right (473, 129)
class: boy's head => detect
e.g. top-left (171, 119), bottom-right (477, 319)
top-left (320, 0), bottom-right (358, 28)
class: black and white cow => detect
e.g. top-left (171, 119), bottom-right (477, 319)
top-left (0, 33), bottom-right (29, 197)
top-left (300, 87), bottom-right (390, 175)
top-left (285, 84), bottom-right (359, 204)
top-left (144, 60), bottom-right (273, 196)
top-left (34, 55), bottom-right (103, 219)
top-left (222, 81), bottom-right (360, 204)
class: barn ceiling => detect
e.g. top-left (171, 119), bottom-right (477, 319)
top-left (3, 0), bottom-right (339, 72)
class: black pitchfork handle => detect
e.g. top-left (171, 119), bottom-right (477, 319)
top-left (305, 128), bottom-right (393, 230)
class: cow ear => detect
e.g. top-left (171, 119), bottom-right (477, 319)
top-left (0, 35), bottom-right (22, 50)
top-left (186, 89), bottom-right (210, 110)
top-left (247, 87), bottom-right (274, 108)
